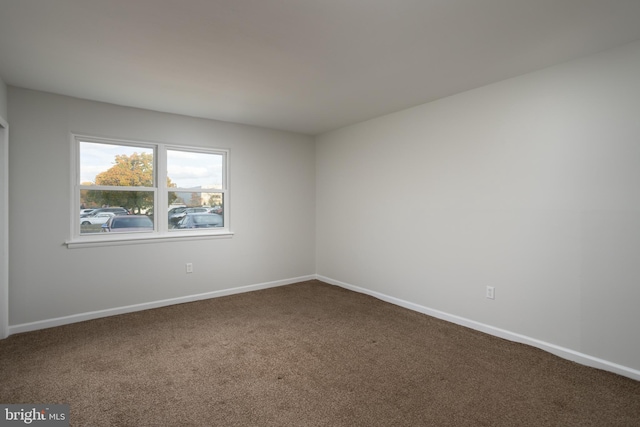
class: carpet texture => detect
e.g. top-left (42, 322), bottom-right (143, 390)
top-left (1, 280), bottom-right (639, 426)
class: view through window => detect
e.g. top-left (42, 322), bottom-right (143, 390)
top-left (76, 136), bottom-right (228, 238)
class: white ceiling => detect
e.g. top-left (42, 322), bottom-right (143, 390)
top-left (2, 0), bottom-right (640, 135)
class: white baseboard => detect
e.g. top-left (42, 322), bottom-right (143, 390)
top-left (9, 273), bottom-right (639, 381)
top-left (8, 275), bottom-right (316, 336)
top-left (317, 275), bottom-right (640, 382)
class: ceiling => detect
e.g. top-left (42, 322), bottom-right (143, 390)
top-left (2, 0), bottom-right (640, 136)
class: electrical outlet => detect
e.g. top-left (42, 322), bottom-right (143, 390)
top-left (486, 286), bottom-right (495, 300)
top-left (186, 263), bottom-right (193, 274)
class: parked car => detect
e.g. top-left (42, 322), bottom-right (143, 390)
top-left (80, 212), bottom-right (115, 225)
top-left (101, 215), bottom-right (154, 232)
top-left (167, 206), bottom-right (186, 223)
top-left (169, 207), bottom-right (210, 225)
top-left (81, 207), bottom-right (128, 218)
top-left (167, 206), bottom-right (187, 217)
top-left (175, 213), bottom-right (223, 229)
top-left (80, 208), bottom-right (97, 216)
top-left (207, 206), bottom-right (223, 214)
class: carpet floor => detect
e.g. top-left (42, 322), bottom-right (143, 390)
top-left (1, 280), bottom-right (639, 426)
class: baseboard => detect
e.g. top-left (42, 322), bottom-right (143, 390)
top-left (10, 273), bottom-right (639, 381)
top-left (8, 275), bottom-right (316, 336)
top-left (316, 275), bottom-right (640, 382)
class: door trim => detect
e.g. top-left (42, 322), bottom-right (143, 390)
top-left (0, 116), bottom-right (8, 339)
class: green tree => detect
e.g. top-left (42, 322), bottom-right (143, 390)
top-left (208, 194), bottom-right (223, 208)
top-left (84, 152), bottom-right (177, 213)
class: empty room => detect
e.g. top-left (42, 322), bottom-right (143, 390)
top-left (1, 1), bottom-right (640, 425)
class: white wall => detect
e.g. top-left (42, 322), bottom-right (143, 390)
top-left (8, 88), bottom-right (316, 326)
top-left (317, 40), bottom-right (640, 374)
top-left (0, 76), bottom-right (6, 119)
top-left (0, 76), bottom-right (7, 339)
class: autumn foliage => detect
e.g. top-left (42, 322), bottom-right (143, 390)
top-left (97, 152), bottom-right (154, 187)
top-left (83, 152), bottom-right (176, 213)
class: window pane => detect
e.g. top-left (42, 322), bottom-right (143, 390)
top-left (80, 141), bottom-right (154, 187)
top-left (167, 149), bottom-right (223, 190)
top-left (168, 192), bottom-right (224, 229)
top-left (79, 190), bottom-right (154, 235)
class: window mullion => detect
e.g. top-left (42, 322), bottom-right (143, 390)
top-left (157, 145), bottom-right (168, 233)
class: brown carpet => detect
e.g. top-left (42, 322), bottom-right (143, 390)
top-left (1, 280), bottom-right (639, 426)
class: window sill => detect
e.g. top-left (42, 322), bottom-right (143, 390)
top-left (66, 230), bottom-right (234, 249)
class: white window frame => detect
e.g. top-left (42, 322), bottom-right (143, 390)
top-left (67, 134), bottom-right (232, 248)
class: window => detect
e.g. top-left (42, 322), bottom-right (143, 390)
top-left (70, 135), bottom-right (230, 247)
